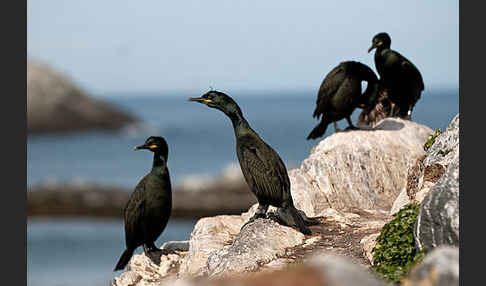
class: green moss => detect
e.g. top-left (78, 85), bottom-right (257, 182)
top-left (372, 204), bottom-right (425, 283)
top-left (423, 130), bottom-right (442, 151)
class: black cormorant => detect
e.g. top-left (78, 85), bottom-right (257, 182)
top-left (189, 91), bottom-right (312, 235)
top-left (307, 61), bottom-right (379, 140)
top-left (367, 32), bottom-right (424, 119)
top-left (114, 136), bottom-right (172, 271)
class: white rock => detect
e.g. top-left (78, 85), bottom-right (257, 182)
top-left (290, 118), bottom-right (432, 215)
top-left (206, 219), bottom-right (305, 277)
top-left (178, 215), bottom-right (245, 277)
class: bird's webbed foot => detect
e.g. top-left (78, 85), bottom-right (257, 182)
top-left (344, 117), bottom-right (360, 131)
top-left (240, 212), bottom-right (265, 231)
top-left (266, 212), bottom-right (285, 224)
top-left (344, 125), bottom-right (360, 131)
top-left (240, 204), bottom-right (268, 231)
top-left (143, 243), bottom-right (167, 265)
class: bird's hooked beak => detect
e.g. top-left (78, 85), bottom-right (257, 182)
top-left (188, 96), bottom-right (213, 105)
top-left (368, 41), bottom-right (382, 53)
top-left (134, 143), bottom-right (158, 151)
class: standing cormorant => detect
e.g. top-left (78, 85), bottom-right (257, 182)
top-left (307, 61), bottom-right (379, 140)
top-left (189, 91), bottom-right (312, 235)
top-left (367, 32), bottom-right (424, 119)
top-left (114, 136), bottom-right (172, 271)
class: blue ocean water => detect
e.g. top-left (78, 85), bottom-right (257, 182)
top-left (27, 217), bottom-right (196, 286)
top-left (27, 88), bottom-right (459, 188)
top-left (27, 88), bottom-right (458, 286)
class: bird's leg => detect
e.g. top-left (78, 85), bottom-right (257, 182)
top-left (241, 204), bottom-right (268, 231)
top-left (266, 211), bottom-right (286, 224)
top-left (390, 104), bottom-right (397, 117)
top-left (333, 122), bottom-right (342, 133)
top-left (253, 204), bottom-right (269, 220)
top-left (344, 116), bottom-right (359, 131)
top-left (145, 241), bottom-right (161, 253)
top-left (248, 204), bottom-right (268, 222)
top-left (144, 242), bottom-right (166, 265)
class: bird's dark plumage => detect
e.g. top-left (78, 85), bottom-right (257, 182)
top-left (366, 32), bottom-right (424, 120)
top-left (189, 91), bottom-right (312, 235)
top-left (114, 136), bottom-right (172, 271)
top-left (307, 61), bottom-right (379, 140)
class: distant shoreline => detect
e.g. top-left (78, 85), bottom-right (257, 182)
top-left (27, 178), bottom-right (257, 219)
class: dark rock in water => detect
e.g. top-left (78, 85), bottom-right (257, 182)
top-left (27, 183), bottom-right (129, 217)
top-left (403, 246), bottom-right (459, 286)
top-left (414, 153), bottom-right (459, 252)
top-left (27, 171), bottom-right (255, 218)
top-left (27, 59), bottom-right (137, 134)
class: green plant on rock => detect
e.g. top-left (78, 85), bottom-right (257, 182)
top-left (423, 129), bottom-right (442, 151)
top-left (372, 203), bottom-right (425, 284)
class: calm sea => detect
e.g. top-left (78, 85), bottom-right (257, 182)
top-left (27, 88), bottom-right (459, 188)
top-left (27, 88), bottom-right (458, 286)
top-left (27, 217), bottom-right (196, 286)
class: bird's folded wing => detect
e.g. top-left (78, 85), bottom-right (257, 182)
top-left (124, 179), bottom-right (146, 241)
top-left (314, 65), bottom-right (347, 117)
top-left (240, 143), bottom-right (290, 200)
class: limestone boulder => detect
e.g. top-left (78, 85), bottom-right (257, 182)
top-left (110, 252), bottom-right (184, 286)
top-left (206, 218), bottom-right (305, 277)
top-left (414, 153), bottom-right (459, 252)
top-left (402, 246), bottom-right (459, 286)
top-left (391, 114), bottom-right (459, 215)
top-left (178, 215), bottom-right (245, 277)
top-left (290, 118), bottom-right (432, 215)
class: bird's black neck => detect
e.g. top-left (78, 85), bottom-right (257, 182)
top-left (151, 152), bottom-right (167, 174)
top-left (375, 46), bottom-right (391, 57)
top-left (227, 110), bottom-right (253, 138)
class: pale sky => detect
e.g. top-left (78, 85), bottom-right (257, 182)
top-left (27, 0), bottom-right (458, 95)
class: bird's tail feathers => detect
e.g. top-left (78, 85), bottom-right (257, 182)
top-left (307, 120), bottom-right (329, 140)
top-left (114, 248), bottom-right (134, 271)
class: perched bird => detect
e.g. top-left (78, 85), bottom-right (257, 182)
top-left (307, 61), bottom-right (379, 140)
top-left (367, 32), bottom-right (424, 119)
top-left (114, 136), bottom-right (172, 271)
top-left (189, 91), bottom-right (313, 235)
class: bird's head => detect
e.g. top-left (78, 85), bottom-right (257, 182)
top-left (134, 136), bottom-right (169, 161)
top-left (368, 32), bottom-right (391, 53)
top-left (188, 90), bottom-right (242, 117)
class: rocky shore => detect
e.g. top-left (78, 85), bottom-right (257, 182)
top-left (109, 115), bottom-right (460, 286)
top-left (27, 165), bottom-right (256, 218)
top-left (27, 59), bottom-right (137, 134)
